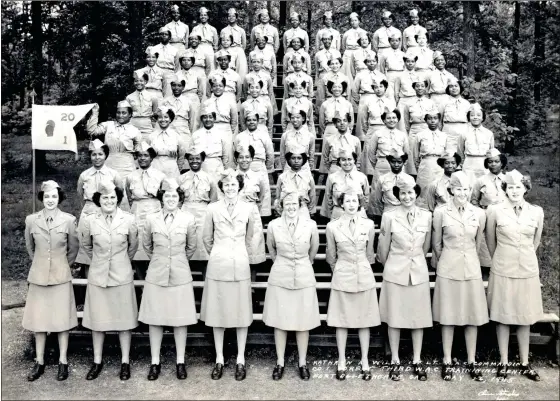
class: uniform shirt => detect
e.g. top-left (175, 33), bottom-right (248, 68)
top-left (322, 130), bottom-right (362, 171)
top-left (213, 48), bottom-right (238, 71)
top-left (234, 128), bottom-right (275, 171)
top-left (143, 209), bottom-right (197, 286)
top-left (319, 97), bottom-right (354, 131)
top-left (317, 70), bottom-right (350, 101)
top-left (24, 209), bottom-right (79, 286)
top-left (244, 70), bottom-right (275, 99)
top-left (185, 47), bottom-right (214, 72)
top-left (315, 48), bottom-right (342, 75)
top-left (377, 206), bottom-right (432, 285)
top-left (325, 169), bottom-right (369, 214)
top-left (126, 90), bottom-right (157, 118)
top-left (425, 174), bottom-right (452, 212)
top-left (135, 66), bottom-right (164, 91)
top-left (427, 69), bottom-right (456, 95)
top-left (191, 23), bottom-right (219, 50)
top-left (362, 96), bottom-right (396, 131)
top-left (190, 127), bottom-right (228, 166)
top-left (442, 96), bottom-right (471, 123)
top-left (176, 69), bottom-right (206, 100)
top-left (77, 165), bottom-right (123, 201)
top-left (379, 49), bottom-right (405, 73)
top-left (251, 23), bottom-right (280, 53)
top-left (351, 70), bottom-right (387, 107)
top-left (161, 94), bottom-right (197, 134)
top-left (281, 97), bottom-right (315, 133)
top-left (249, 48), bottom-right (276, 75)
top-left (373, 26), bottom-right (402, 50)
top-left (432, 202), bottom-right (486, 280)
top-left (283, 49), bottom-right (312, 75)
top-left (149, 127), bottom-right (187, 161)
top-left (221, 25), bottom-right (247, 48)
top-left (486, 200), bottom-right (544, 278)
top-left (283, 27), bottom-right (310, 53)
top-left (415, 129), bottom-right (448, 168)
top-left (410, 46), bottom-right (434, 70)
top-left (471, 172), bottom-right (506, 208)
top-left (239, 97), bottom-right (273, 133)
top-left (284, 71), bottom-right (314, 98)
top-left (366, 127), bottom-right (410, 168)
top-left (164, 20), bottom-right (189, 45)
top-left (86, 116), bottom-right (142, 155)
top-left (151, 43), bottom-right (178, 70)
top-left (126, 166), bottom-right (165, 201)
top-left (203, 199), bottom-right (266, 281)
top-left (370, 170), bottom-right (413, 216)
top-left (342, 27), bottom-right (369, 51)
top-left (203, 96), bottom-right (239, 135)
top-left (402, 24), bottom-right (427, 50)
top-left (351, 47), bottom-right (376, 75)
top-left (236, 168), bottom-right (267, 207)
top-left (396, 69), bottom-right (422, 98)
top-left (458, 125), bottom-right (495, 158)
top-left (80, 209), bottom-right (139, 287)
top-left (279, 126), bottom-right (316, 171)
top-left (276, 168), bottom-right (316, 214)
top-left (316, 27), bottom-right (342, 51)
top-left (207, 67), bottom-right (241, 98)
top-left (326, 215), bottom-right (376, 292)
top-left (266, 217), bottom-right (319, 289)
top-left (179, 169), bottom-right (218, 203)
top-left (402, 96), bottom-right (437, 130)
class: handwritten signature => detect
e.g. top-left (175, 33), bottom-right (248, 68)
top-left (478, 389), bottom-right (520, 398)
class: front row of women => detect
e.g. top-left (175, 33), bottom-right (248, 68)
top-left (24, 165), bottom-right (544, 383)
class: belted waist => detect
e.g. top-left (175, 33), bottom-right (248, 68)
top-left (465, 154), bottom-right (486, 157)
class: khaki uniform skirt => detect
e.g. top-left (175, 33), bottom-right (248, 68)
top-left (200, 278), bottom-right (253, 328)
top-left (82, 282), bottom-right (138, 332)
top-left (355, 93), bottom-right (375, 140)
top-left (487, 273), bottom-right (543, 326)
top-left (463, 155), bottom-right (487, 182)
top-left (360, 125), bottom-right (385, 176)
top-left (138, 282), bottom-right (198, 327)
top-left (432, 276), bottom-right (489, 326)
top-left (152, 155), bottom-right (180, 180)
top-left (327, 288), bottom-right (381, 329)
top-left (406, 123), bottom-right (428, 176)
top-left (442, 122), bottom-right (467, 153)
top-left (379, 280), bottom-right (432, 329)
top-left (416, 156), bottom-right (444, 209)
top-left (131, 117), bottom-right (153, 142)
top-left (263, 285), bottom-right (320, 331)
top-left (22, 282), bottom-right (78, 333)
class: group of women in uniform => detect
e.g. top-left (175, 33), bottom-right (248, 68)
top-left (22, 5), bottom-right (546, 386)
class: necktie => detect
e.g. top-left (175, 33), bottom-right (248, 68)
top-left (494, 176), bottom-right (501, 192)
top-left (106, 214), bottom-right (113, 225)
top-left (142, 170), bottom-right (149, 191)
top-left (139, 93), bottom-right (144, 110)
top-left (514, 205), bottom-right (521, 217)
top-left (458, 206), bottom-right (465, 215)
top-left (94, 170), bottom-right (101, 190)
top-left (407, 211), bottom-right (415, 226)
top-left (46, 216), bottom-right (53, 228)
top-left (165, 212), bottom-right (174, 228)
top-left (294, 173), bottom-right (301, 188)
top-left (440, 71), bottom-right (446, 86)
top-left (175, 22), bottom-right (179, 37)
top-left (345, 173), bottom-right (352, 185)
top-left (193, 174), bottom-right (200, 189)
top-left (149, 68), bottom-right (155, 80)
top-left (288, 222), bottom-right (296, 236)
top-left (227, 202), bottom-right (235, 215)
top-left (349, 218), bottom-right (356, 236)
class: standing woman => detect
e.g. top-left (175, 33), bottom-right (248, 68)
top-left (426, 52), bottom-right (455, 112)
top-left (424, 151), bottom-right (462, 213)
top-left (394, 51), bottom-right (420, 112)
top-left (316, 11), bottom-right (341, 52)
top-left (244, 53), bottom-right (277, 111)
top-left (281, 85), bottom-right (315, 134)
top-left (441, 77), bottom-right (470, 151)
top-left (176, 49), bottom-right (207, 120)
top-left (279, 109), bottom-right (316, 172)
top-left (191, 7), bottom-right (219, 59)
top-left (161, 74), bottom-right (199, 139)
top-left (126, 71), bottom-right (158, 142)
top-left (80, 182), bottom-right (139, 381)
top-left (86, 101), bottom-right (142, 212)
top-left (164, 4), bottom-right (189, 51)
top-left (149, 107), bottom-right (187, 179)
top-left (315, 32), bottom-right (343, 84)
top-left (23, 181), bottom-right (79, 382)
top-left (201, 169), bottom-right (266, 381)
top-left (316, 57), bottom-right (350, 115)
top-left (372, 10), bottom-right (402, 56)
top-left (139, 178), bottom-right (198, 381)
top-left (207, 51), bottom-right (242, 105)
top-left (185, 33), bottom-right (214, 79)
top-left (402, 9), bottom-right (427, 52)
top-left (283, 12), bottom-right (310, 53)
top-left (136, 47), bottom-right (165, 101)
top-left (432, 171), bottom-right (488, 382)
top-left (151, 27), bottom-right (178, 98)
top-left (341, 12), bottom-right (369, 81)
top-left (250, 9), bottom-right (280, 55)
top-left (263, 191), bottom-right (320, 381)
top-left (377, 176), bottom-right (433, 381)
top-left (318, 80), bottom-right (354, 140)
top-left (378, 34), bottom-right (405, 101)
top-left (457, 103), bottom-right (495, 181)
top-left (125, 142), bottom-right (166, 263)
top-left (221, 8), bottom-right (248, 80)
top-left (486, 170), bottom-right (544, 381)
top-left (235, 144), bottom-right (270, 219)
top-left (75, 139), bottom-right (123, 266)
top-left (321, 112), bottom-right (362, 175)
top-left (326, 188), bottom-right (379, 381)
top-left (240, 79), bottom-right (275, 136)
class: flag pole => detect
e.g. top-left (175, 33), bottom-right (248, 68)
top-left (30, 89), bottom-right (36, 213)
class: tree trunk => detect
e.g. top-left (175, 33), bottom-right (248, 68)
top-left (505, 1), bottom-right (521, 153)
top-left (462, 1), bottom-right (477, 78)
top-left (533, 1), bottom-right (544, 102)
top-left (307, 1), bottom-right (312, 34)
top-left (267, 1), bottom-right (272, 18)
top-left (127, 1), bottom-right (143, 75)
top-left (90, 2), bottom-right (104, 118)
top-left (279, 1), bottom-right (287, 54)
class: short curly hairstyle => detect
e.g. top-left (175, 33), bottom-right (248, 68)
top-left (501, 174), bottom-right (532, 194)
top-left (289, 109), bottom-right (307, 123)
top-left (381, 109), bottom-right (401, 122)
top-left (327, 57), bottom-right (344, 66)
top-left (337, 151), bottom-right (358, 165)
top-left (285, 151), bottom-right (309, 166)
top-left (326, 80), bottom-right (348, 95)
top-left (467, 109), bottom-right (486, 122)
top-left (234, 145), bottom-right (256, 160)
top-left (445, 81), bottom-right (465, 95)
top-left (337, 191), bottom-right (365, 211)
top-left (89, 144), bottom-right (110, 159)
top-left (484, 153), bottom-right (507, 170)
top-left (185, 151), bottom-right (206, 161)
top-left (92, 186), bottom-right (124, 207)
top-left (156, 186), bottom-right (186, 203)
top-left (217, 174), bottom-right (245, 193)
top-left (393, 184), bottom-right (421, 200)
top-left (38, 187), bottom-right (66, 204)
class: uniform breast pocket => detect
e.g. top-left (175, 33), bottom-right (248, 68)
top-left (357, 231), bottom-right (369, 243)
top-left (521, 220), bottom-right (537, 237)
top-left (197, 181), bottom-right (211, 193)
top-left (115, 227), bottom-right (129, 242)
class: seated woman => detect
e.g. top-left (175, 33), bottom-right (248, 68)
top-left (149, 107), bottom-right (187, 180)
top-left (377, 175), bottom-right (433, 382)
top-left (263, 191), bottom-right (320, 381)
top-left (326, 188), bottom-right (379, 381)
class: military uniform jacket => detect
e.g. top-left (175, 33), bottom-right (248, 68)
top-left (25, 209), bottom-right (79, 286)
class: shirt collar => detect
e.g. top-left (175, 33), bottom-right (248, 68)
top-left (88, 165), bottom-right (108, 176)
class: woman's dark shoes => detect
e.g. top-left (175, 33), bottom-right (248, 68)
top-left (56, 363), bottom-right (69, 381)
top-left (496, 363), bottom-right (509, 379)
top-left (520, 364), bottom-right (541, 381)
top-left (235, 363), bottom-right (246, 381)
top-left (336, 369), bottom-right (347, 381)
top-left (361, 369), bottom-right (372, 381)
top-left (147, 364), bottom-right (160, 381)
top-left (468, 363), bottom-right (484, 382)
top-left (27, 362), bottom-right (45, 381)
top-left (441, 363), bottom-right (454, 381)
top-left (389, 364), bottom-right (401, 381)
top-left (211, 363), bottom-right (224, 380)
top-left (272, 364), bottom-right (284, 381)
top-left (86, 363), bottom-right (103, 380)
top-left (119, 363), bottom-right (131, 381)
top-left (299, 364), bottom-right (310, 380)
top-left (413, 363), bottom-right (428, 381)
top-left (176, 363), bottom-right (187, 380)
